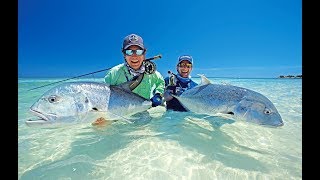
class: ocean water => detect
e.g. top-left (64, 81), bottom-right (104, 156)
top-left (18, 77), bottom-right (302, 180)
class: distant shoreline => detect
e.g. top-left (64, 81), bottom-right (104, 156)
top-left (278, 75), bottom-right (302, 79)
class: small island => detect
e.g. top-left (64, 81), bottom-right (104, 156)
top-left (278, 75), bottom-right (302, 79)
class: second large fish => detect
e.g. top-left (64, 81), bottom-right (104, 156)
top-left (173, 75), bottom-right (284, 127)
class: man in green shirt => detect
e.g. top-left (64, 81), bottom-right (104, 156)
top-left (104, 33), bottom-right (165, 107)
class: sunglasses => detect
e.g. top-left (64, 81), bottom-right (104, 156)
top-left (178, 63), bottom-right (192, 68)
top-left (124, 49), bottom-right (145, 56)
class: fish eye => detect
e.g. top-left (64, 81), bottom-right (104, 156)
top-left (48, 95), bottom-right (59, 103)
top-left (264, 108), bottom-right (271, 115)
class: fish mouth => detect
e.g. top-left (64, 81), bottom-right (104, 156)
top-left (25, 109), bottom-right (51, 126)
top-left (260, 120), bottom-right (284, 127)
top-left (30, 109), bottom-right (49, 120)
top-left (273, 121), bottom-right (284, 127)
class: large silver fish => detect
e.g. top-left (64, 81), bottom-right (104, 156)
top-left (26, 81), bottom-right (152, 127)
top-left (174, 75), bottom-right (283, 127)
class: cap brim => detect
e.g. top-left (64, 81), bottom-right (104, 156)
top-left (179, 59), bottom-right (193, 64)
top-left (123, 44), bottom-right (144, 50)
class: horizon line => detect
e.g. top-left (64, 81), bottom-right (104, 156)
top-left (18, 75), bottom-right (302, 79)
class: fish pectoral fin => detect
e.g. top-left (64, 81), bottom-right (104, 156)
top-left (217, 110), bottom-right (235, 115)
top-left (225, 111), bottom-right (234, 115)
top-left (91, 107), bottom-right (99, 111)
top-left (215, 112), bottom-right (235, 120)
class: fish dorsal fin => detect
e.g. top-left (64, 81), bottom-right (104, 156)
top-left (197, 74), bottom-right (211, 86)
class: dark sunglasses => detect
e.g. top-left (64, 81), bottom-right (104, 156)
top-left (124, 49), bottom-right (145, 56)
top-left (178, 63), bottom-right (192, 68)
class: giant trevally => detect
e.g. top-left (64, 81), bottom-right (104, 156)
top-left (173, 75), bottom-right (283, 127)
top-left (26, 80), bottom-right (152, 127)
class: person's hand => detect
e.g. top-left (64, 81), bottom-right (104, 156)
top-left (176, 88), bottom-right (185, 96)
top-left (163, 89), bottom-right (174, 101)
top-left (150, 93), bottom-right (162, 107)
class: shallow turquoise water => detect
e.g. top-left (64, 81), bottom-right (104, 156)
top-left (18, 77), bottom-right (302, 180)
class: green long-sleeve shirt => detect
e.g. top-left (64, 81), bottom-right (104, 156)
top-left (104, 64), bottom-right (165, 100)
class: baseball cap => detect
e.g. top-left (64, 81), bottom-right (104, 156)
top-left (122, 34), bottom-right (145, 50)
top-left (177, 55), bottom-right (193, 65)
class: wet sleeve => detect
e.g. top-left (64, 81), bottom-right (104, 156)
top-left (163, 77), bottom-right (173, 101)
top-left (164, 77), bottom-right (169, 86)
top-left (163, 89), bottom-right (174, 101)
top-left (104, 70), bottom-right (116, 85)
top-left (153, 72), bottom-right (165, 95)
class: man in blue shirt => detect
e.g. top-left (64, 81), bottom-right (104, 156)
top-left (163, 55), bottom-right (198, 111)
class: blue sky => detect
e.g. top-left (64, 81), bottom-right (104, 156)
top-left (18, 0), bottom-right (302, 78)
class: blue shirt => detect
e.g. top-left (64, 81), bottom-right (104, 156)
top-left (164, 74), bottom-right (198, 111)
